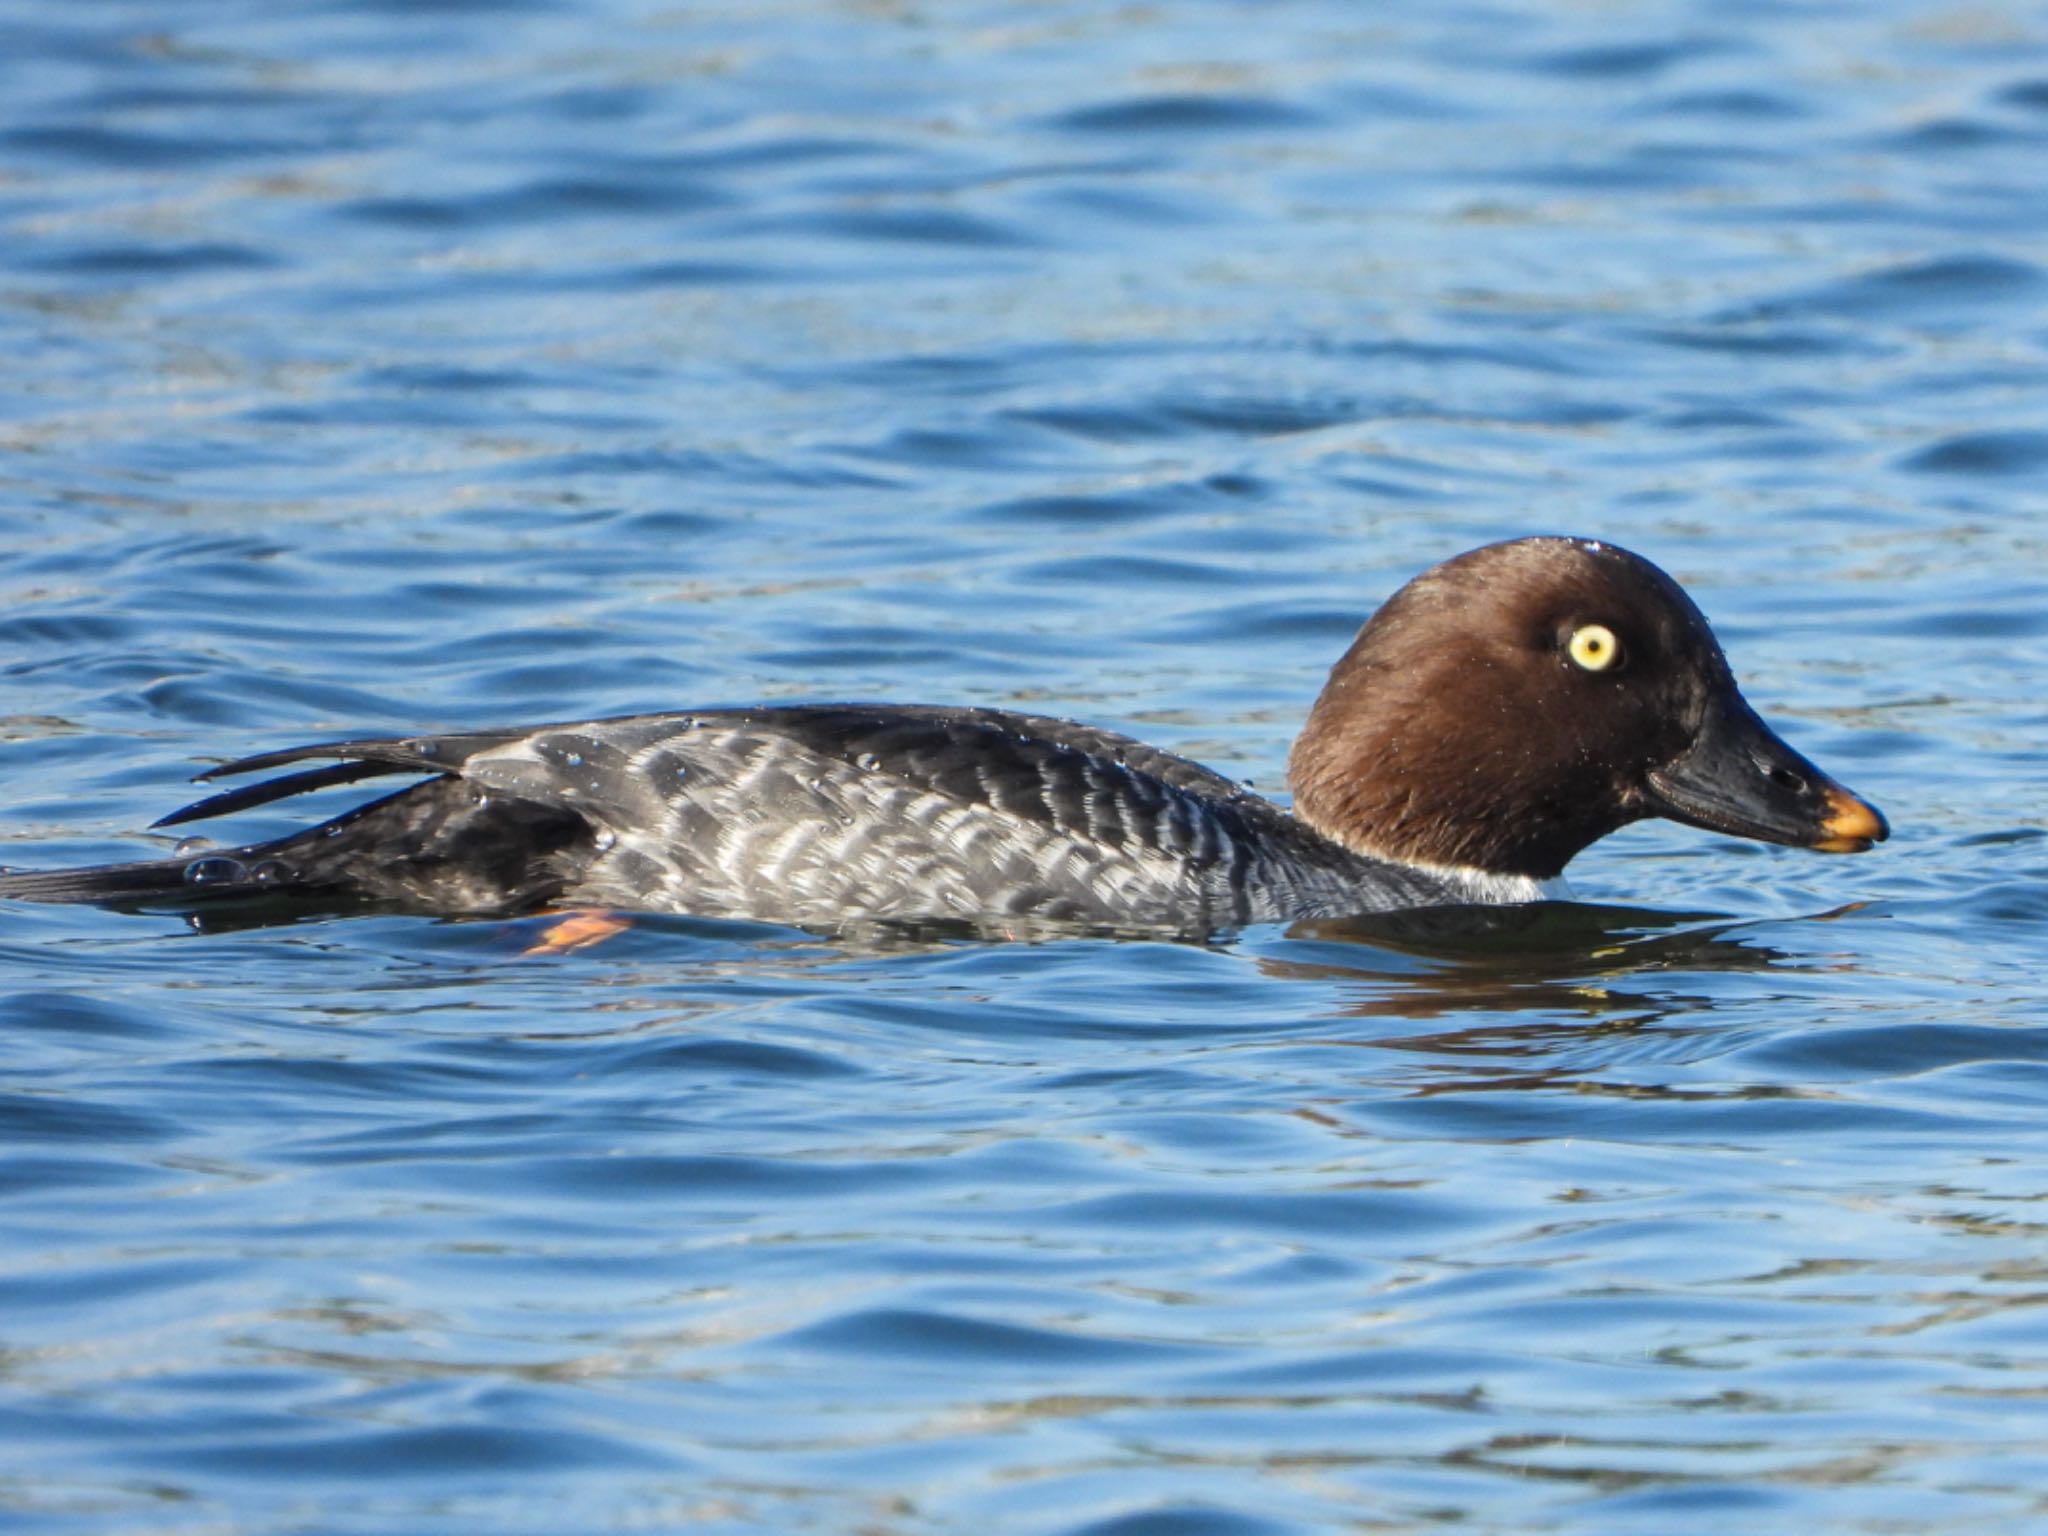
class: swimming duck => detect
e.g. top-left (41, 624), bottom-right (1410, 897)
top-left (0, 537), bottom-right (1887, 933)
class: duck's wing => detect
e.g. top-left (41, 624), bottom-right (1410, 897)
top-left (471, 705), bottom-right (1254, 849)
top-left (436, 705), bottom-right (1278, 926)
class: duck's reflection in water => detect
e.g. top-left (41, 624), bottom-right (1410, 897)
top-left (1254, 901), bottom-right (1872, 1090)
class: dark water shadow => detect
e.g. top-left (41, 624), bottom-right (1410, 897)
top-left (1247, 901), bottom-right (1878, 1089)
top-left (1264, 900), bottom-right (1810, 1016)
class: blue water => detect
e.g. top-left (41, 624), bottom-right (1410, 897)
top-left (2, 1), bottom-right (2046, 1531)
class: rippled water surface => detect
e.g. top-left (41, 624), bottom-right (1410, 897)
top-left (3, 2), bottom-right (2047, 1532)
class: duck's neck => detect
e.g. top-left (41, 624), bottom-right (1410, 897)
top-left (1285, 679), bottom-right (1603, 884)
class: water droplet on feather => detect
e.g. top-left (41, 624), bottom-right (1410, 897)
top-left (183, 856), bottom-right (247, 887)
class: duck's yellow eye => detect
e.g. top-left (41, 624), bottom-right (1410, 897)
top-left (1567, 623), bottom-right (1624, 673)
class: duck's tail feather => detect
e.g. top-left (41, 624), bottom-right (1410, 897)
top-left (150, 730), bottom-right (524, 829)
top-left (1, 730), bottom-right (589, 917)
top-left (0, 858), bottom-right (212, 906)
top-left (150, 760), bottom-right (402, 829)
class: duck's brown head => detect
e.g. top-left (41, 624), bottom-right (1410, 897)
top-left (1286, 537), bottom-right (1887, 880)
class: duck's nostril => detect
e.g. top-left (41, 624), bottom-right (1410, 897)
top-left (1769, 766), bottom-right (1806, 792)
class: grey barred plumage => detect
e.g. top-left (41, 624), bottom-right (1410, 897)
top-left (0, 705), bottom-right (1474, 933)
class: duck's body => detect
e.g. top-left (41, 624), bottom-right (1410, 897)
top-left (0, 538), bottom-right (1887, 935)
top-left (0, 707), bottom-right (1528, 931)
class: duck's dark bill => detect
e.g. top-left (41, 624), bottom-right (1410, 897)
top-left (1644, 699), bottom-right (1888, 854)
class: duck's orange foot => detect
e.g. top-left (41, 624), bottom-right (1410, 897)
top-left (522, 909), bottom-right (633, 957)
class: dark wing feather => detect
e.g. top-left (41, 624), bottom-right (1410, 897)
top-left (151, 729), bottom-right (534, 829)
top-left (193, 728), bottom-right (529, 781)
top-left (151, 760), bottom-right (400, 828)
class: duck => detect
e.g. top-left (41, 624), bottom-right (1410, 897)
top-left (0, 537), bottom-right (1887, 935)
